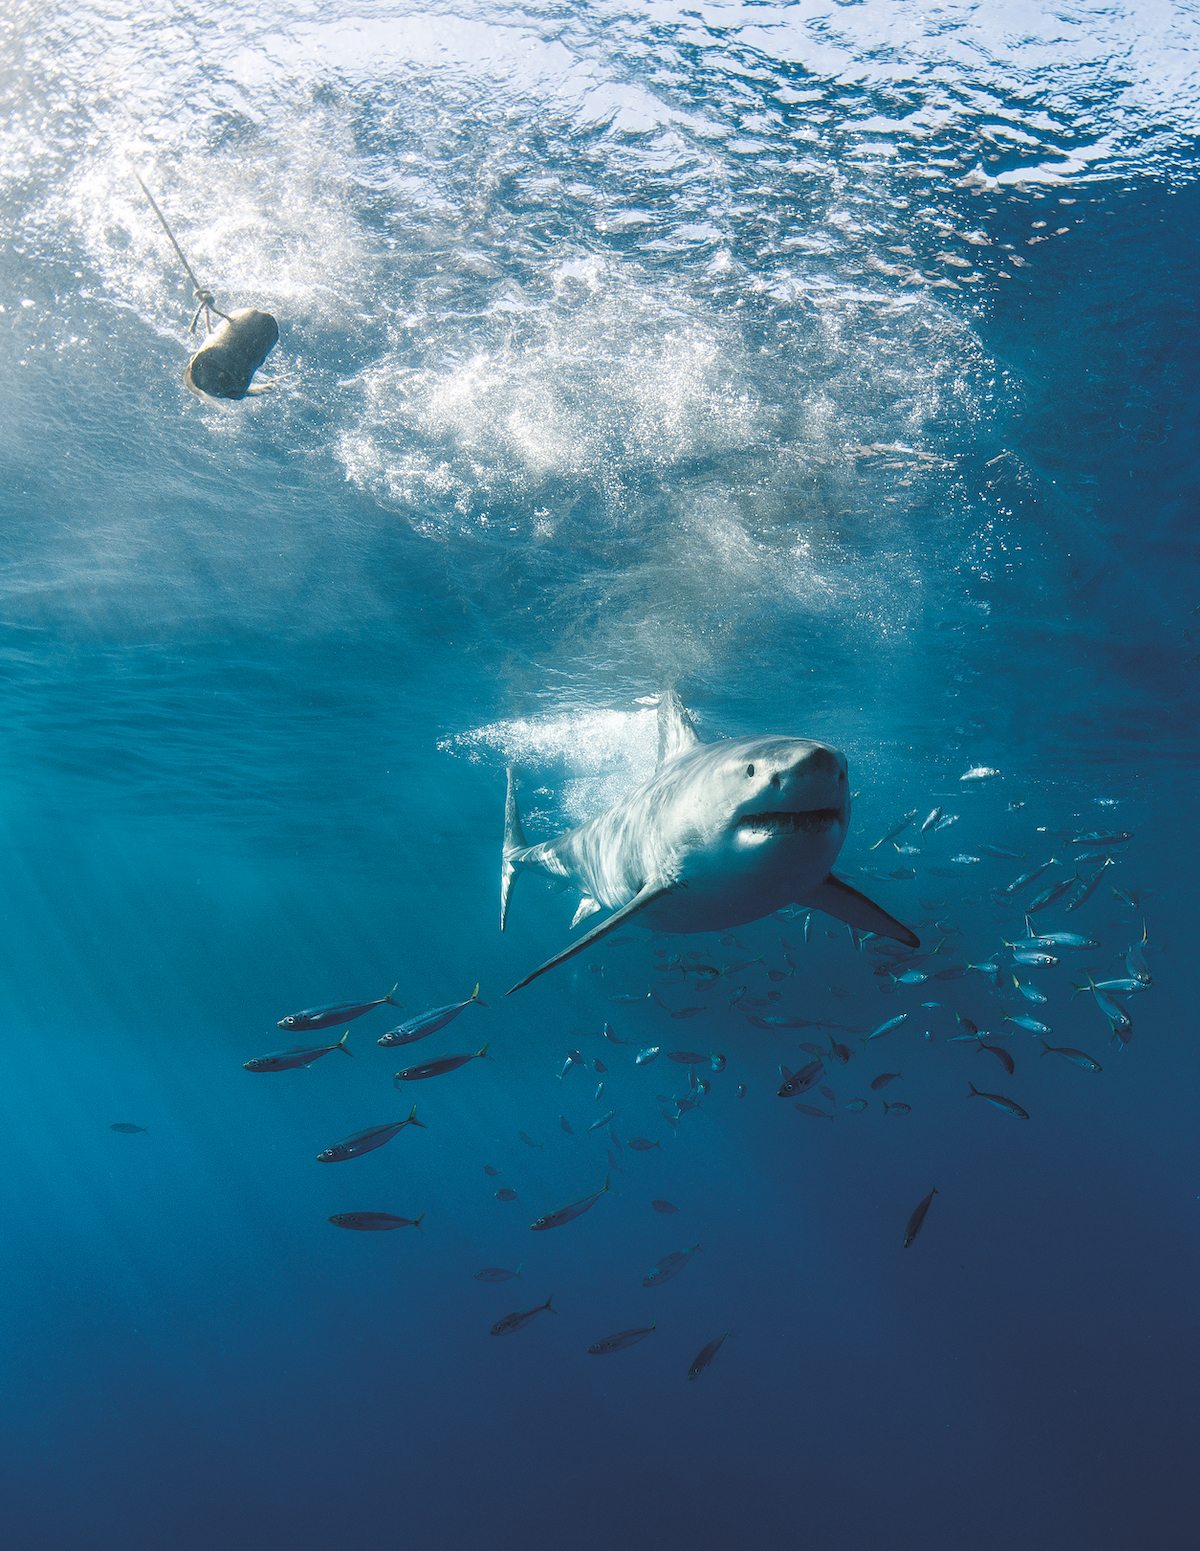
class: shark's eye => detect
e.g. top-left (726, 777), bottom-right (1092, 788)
top-left (746, 763), bottom-right (755, 777)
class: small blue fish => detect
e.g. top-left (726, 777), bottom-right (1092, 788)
top-left (903, 1185), bottom-right (938, 1247)
top-left (863, 1014), bottom-right (908, 1041)
top-left (491, 1296), bottom-right (555, 1335)
top-left (329, 1211), bottom-right (424, 1233)
top-left (1003, 1014), bottom-right (1052, 1035)
top-left (317, 1108), bottom-right (426, 1162)
top-left (1028, 874), bottom-right (1077, 912)
top-left (279, 986), bottom-right (399, 1032)
top-left (643, 1242), bottom-right (702, 1287)
top-left (687, 1332), bottom-right (730, 1380)
top-left (1011, 975), bottom-right (1047, 1004)
top-left (777, 1060), bottom-right (823, 1098)
top-left (967, 1082), bottom-right (1029, 1119)
top-left (1039, 1040), bottom-right (1101, 1072)
top-left (245, 1029), bottom-right (353, 1072)
top-left (589, 1324), bottom-right (656, 1355)
top-left (393, 1044), bottom-right (492, 1082)
top-left (377, 984), bottom-right (484, 1047)
top-left (531, 1176), bottom-right (612, 1231)
top-left (475, 1265), bottom-right (523, 1282)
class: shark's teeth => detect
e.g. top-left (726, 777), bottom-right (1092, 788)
top-left (738, 809), bottom-right (842, 835)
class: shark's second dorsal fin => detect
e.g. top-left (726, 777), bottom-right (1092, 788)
top-left (656, 689), bottom-right (703, 770)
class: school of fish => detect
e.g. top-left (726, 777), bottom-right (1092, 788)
top-left (112, 722), bottom-right (1155, 1385)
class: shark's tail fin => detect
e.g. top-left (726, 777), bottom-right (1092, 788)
top-left (501, 767), bottom-right (527, 931)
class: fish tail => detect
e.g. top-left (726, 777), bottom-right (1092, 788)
top-left (603, 1173), bottom-right (611, 1192)
top-left (692, 1241), bottom-right (702, 1252)
top-left (478, 1043), bottom-right (492, 1060)
top-left (385, 983), bottom-right (400, 1005)
top-left (407, 1105), bottom-right (426, 1128)
top-left (1039, 1039), bottom-right (1051, 1055)
top-left (516, 1264), bottom-right (523, 1281)
top-left (336, 1030), bottom-right (353, 1055)
top-left (471, 982), bottom-right (488, 1006)
top-left (931, 1185), bottom-right (938, 1195)
top-left (413, 1214), bottom-right (425, 1234)
top-left (544, 1295), bottom-right (555, 1313)
top-left (968, 1083), bottom-right (979, 1096)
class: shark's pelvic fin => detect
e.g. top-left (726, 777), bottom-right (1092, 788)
top-left (500, 767), bottom-right (528, 932)
top-left (571, 896), bottom-right (603, 928)
top-left (656, 688), bottom-right (703, 770)
top-left (507, 879), bottom-right (674, 994)
top-left (806, 874), bottom-right (920, 949)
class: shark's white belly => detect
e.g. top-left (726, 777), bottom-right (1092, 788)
top-left (570, 803), bottom-right (846, 933)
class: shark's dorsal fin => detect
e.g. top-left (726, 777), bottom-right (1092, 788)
top-left (656, 689), bottom-right (703, 770)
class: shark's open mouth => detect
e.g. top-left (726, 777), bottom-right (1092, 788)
top-left (738, 808), bottom-right (842, 835)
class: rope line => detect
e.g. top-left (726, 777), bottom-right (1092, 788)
top-left (132, 170), bottom-right (231, 335)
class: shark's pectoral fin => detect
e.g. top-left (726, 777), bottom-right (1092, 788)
top-left (571, 896), bottom-right (603, 928)
top-left (500, 767), bottom-right (528, 932)
top-left (805, 874), bottom-right (919, 949)
top-left (507, 880), bottom-right (674, 995)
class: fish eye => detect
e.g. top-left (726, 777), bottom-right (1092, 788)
top-left (746, 763), bottom-right (755, 777)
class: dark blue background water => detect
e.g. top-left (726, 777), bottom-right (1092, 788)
top-left (3, 4), bottom-right (1198, 1548)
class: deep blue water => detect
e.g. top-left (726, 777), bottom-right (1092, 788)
top-left (3, 4), bottom-right (1199, 1548)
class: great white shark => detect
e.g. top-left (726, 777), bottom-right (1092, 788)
top-left (501, 690), bottom-right (918, 993)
